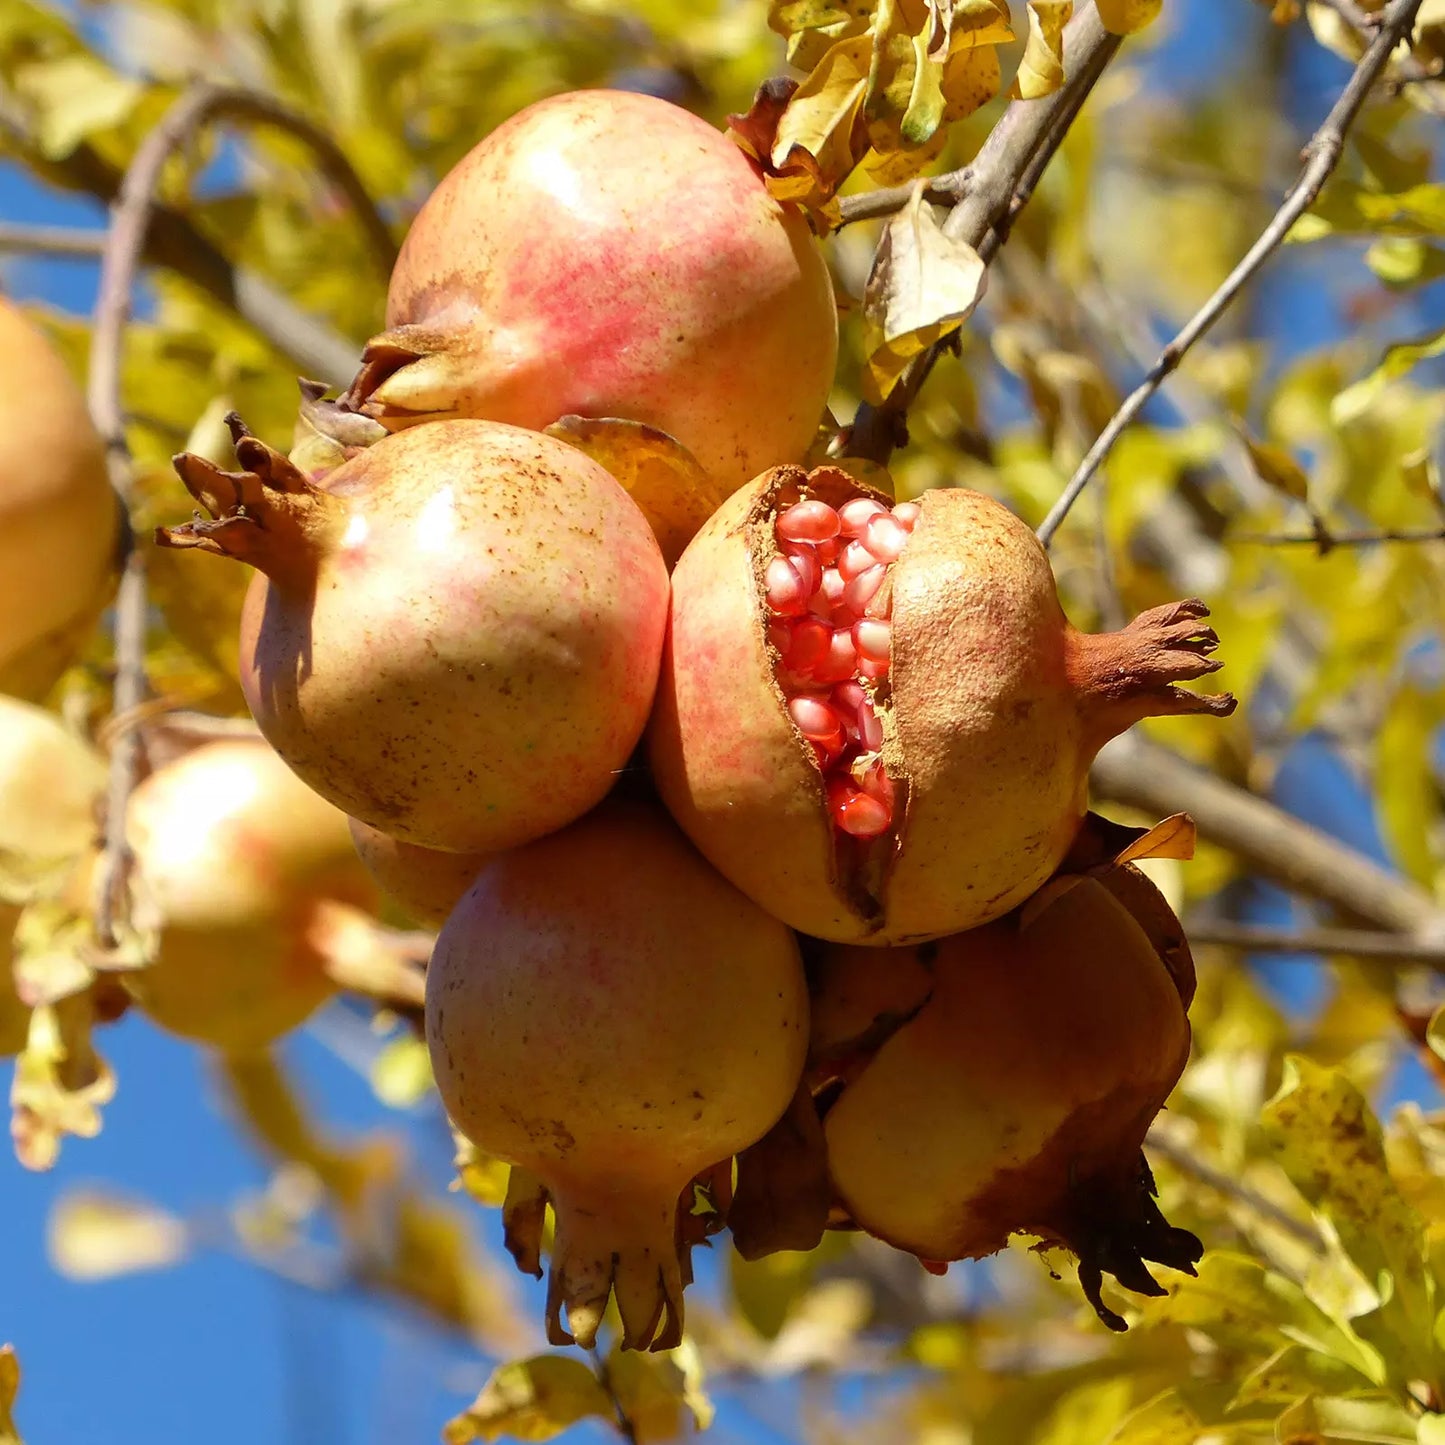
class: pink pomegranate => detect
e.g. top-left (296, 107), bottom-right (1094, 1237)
top-left (650, 465), bottom-right (1236, 944)
top-left (158, 417), bottom-right (669, 853)
top-left (426, 798), bottom-right (808, 1351)
top-left (347, 818), bottom-right (488, 928)
top-left (339, 89), bottom-right (839, 495)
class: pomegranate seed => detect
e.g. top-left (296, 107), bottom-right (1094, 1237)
top-left (864, 513), bottom-right (909, 564)
top-left (827, 777), bottom-right (891, 837)
top-left (765, 556), bottom-right (808, 615)
top-left (832, 680), bottom-right (867, 717)
top-left (837, 539), bottom-right (875, 581)
top-left (864, 580), bottom-right (893, 620)
top-left (767, 620), bottom-right (792, 653)
top-left (859, 656), bottom-right (890, 680)
top-left (855, 696), bottom-right (884, 751)
top-left (815, 536), bottom-right (840, 565)
top-left (839, 498), bottom-right (888, 538)
top-left (786, 617), bottom-right (831, 673)
top-left (853, 617), bottom-right (891, 664)
top-left (820, 567), bottom-right (846, 608)
top-left (858, 760), bottom-right (895, 807)
top-left (844, 564), bottom-right (886, 614)
top-left (777, 499), bottom-right (840, 544)
top-left (892, 501), bottom-right (921, 529)
top-left (782, 541), bottom-right (820, 596)
top-left (789, 695), bottom-right (844, 744)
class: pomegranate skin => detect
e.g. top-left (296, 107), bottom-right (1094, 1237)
top-left (122, 739), bottom-right (377, 1054)
top-left (818, 878), bottom-right (1193, 1306)
top-left (345, 89), bottom-right (839, 495)
top-left (347, 818), bottom-right (488, 928)
top-left (650, 467), bottom-right (1235, 944)
top-left (161, 418), bottom-right (669, 853)
top-left (0, 300), bottom-right (120, 698)
top-left (426, 798), bottom-right (808, 1351)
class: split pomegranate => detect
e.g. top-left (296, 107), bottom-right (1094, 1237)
top-left (339, 89), bottom-right (839, 495)
top-left (122, 738), bottom-right (377, 1054)
top-left (0, 299), bottom-right (120, 699)
top-left (426, 798), bottom-right (808, 1351)
top-left (815, 873), bottom-right (1201, 1329)
top-left (347, 819), bottom-right (489, 928)
top-left (650, 465), bottom-right (1236, 944)
top-left (158, 417), bottom-right (669, 853)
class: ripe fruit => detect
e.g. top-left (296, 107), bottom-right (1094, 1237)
top-left (347, 819), bottom-right (488, 928)
top-left (121, 738), bottom-right (377, 1054)
top-left (814, 874), bottom-right (1200, 1329)
top-left (340, 89), bottom-right (839, 495)
top-left (650, 465), bottom-right (1236, 944)
top-left (159, 417), bottom-right (669, 853)
top-left (0, 299), bottom-right (120, 699)
top-left (426, 798), bottom-right (808, 1351)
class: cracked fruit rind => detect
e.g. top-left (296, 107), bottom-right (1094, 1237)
top-left (817, 874), bottom-right (1199, 1329)
top-left (122, 738), bottom-right (376, 1054)
top-left (425, 797), bottom-right (808, 1352)
top-left (649, 465), bottom-right (1235, 944)
top-left (159, 416), bottom-right (669, 853)
top-left (340, 89), bottom-right (839, 496)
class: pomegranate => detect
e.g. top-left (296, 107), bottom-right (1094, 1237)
top-left (649, 465), bottom-right (1236, 944)
top-left (347, 819), bottom-right (488, 928)
top-left (158, 417), bottom-right (669, 853)
top-left (813, 874), bottom-right (1200, 1329)
top-left (426, 797), bottom-right (808, 1351)
top-left (121, 738), bottom-right (377, 1054)
top-left (339, 89), bottom-right (839, 495)
top-left (0, 298), bottom-right (120, 699)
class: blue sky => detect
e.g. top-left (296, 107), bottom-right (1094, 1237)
top-left (1, 2), bottom-right (1440, 1442)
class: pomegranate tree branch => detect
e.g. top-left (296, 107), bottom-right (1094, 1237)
top-left (1181, 920), bottom-right (1445, 968)
top-left (1036, 0), bottom-right (1427, 546)
top-left (86, 81), bottom-right (393, 946)
top-left (1231, 525), bottom-right (1445, 547)
top-left (0, 223), bottom-right (108, 258)
top-left (1091, 733), bottom-right (1444, 936)
top-left (0, 97), bottom-right (366, 384)
top-left (846, 4), bottom-right (1122, 464)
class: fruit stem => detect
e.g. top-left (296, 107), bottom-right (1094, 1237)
top-left (546, 1187), bottom-right (686, 1352)
top-left (1065, 599), bottom-right (1237, 753)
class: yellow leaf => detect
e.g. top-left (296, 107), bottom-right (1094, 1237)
top-left (1240, 431), bottom-right (1311, 502)
top-left (771, 32), bottom-right (873, 198)
top-left (1010, 1), bottom-right (1073, 99)
top-left (452, 1128), bottom-right (511, 1209)
top-left (0, 1346), bottom-right (22, 1445)
top-left (543, 417), bottom-right (727, 568)
top-left (1113, 813), bottom-right (1197, 865)
top-left (443, 1355), bottom-right (610, 1444)
top-left (13, 54), bottom-right (142, 159)
top-left (862, 183), bottom-right (987, 398)
top-left (11, 993), bottom-right (115, 1171)
top-left (1096, 0), bottom-right (1163, 33)
top-left (47, 1189), bottom-right (188, 1280)
top-left (370, 1033), bottom-right (434, 1109)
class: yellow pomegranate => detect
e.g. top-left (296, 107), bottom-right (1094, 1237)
top-left (0, 299), bottom-right (120, 698)
top-left (347, 819), bottom-right (488, 928)
top-left (122, 739), bottom-right (377, 1054)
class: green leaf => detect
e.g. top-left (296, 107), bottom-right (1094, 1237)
top-left (1275, 1394), bottom-right (1420, 1443)
top-left (1363, 239), bottom-right (1445, 289)
top-left (442, 1356), bottom-right (611, 1444)
top-left (1228, 1345), bottom-right (1381, 1410)
top-left (12, 54), bottom-right (143, 159)
top-left (1260, 1057), bottom-right (1435, 1383)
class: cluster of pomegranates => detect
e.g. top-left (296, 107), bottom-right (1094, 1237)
top-left (6, 86), bottom-right (1236, 1350)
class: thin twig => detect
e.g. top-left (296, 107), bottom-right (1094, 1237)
top-left (837, 167), bottom-right (973, 227)
top-left (1231, 525), bottom-right (1445, 547)
top-left (1037, 0), bottom-right (1427, 546)
top-left (846, 5), bottom-right (1122, 464)
top-left (86, 80), bottom-right (397, 947)
top-left (1092, 733), bottom-right (1445, 935)
top-left (1183, 919), bottom-right (1445, 966)
top-left (587, 1347), bottom-right (640, 1445)
top-left (1144, 1125), bottom-right (1324, 1248)
top-left (0, 223), bottom-right (108, 258)
top-left (0, 96), bottom-right (369, 385)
